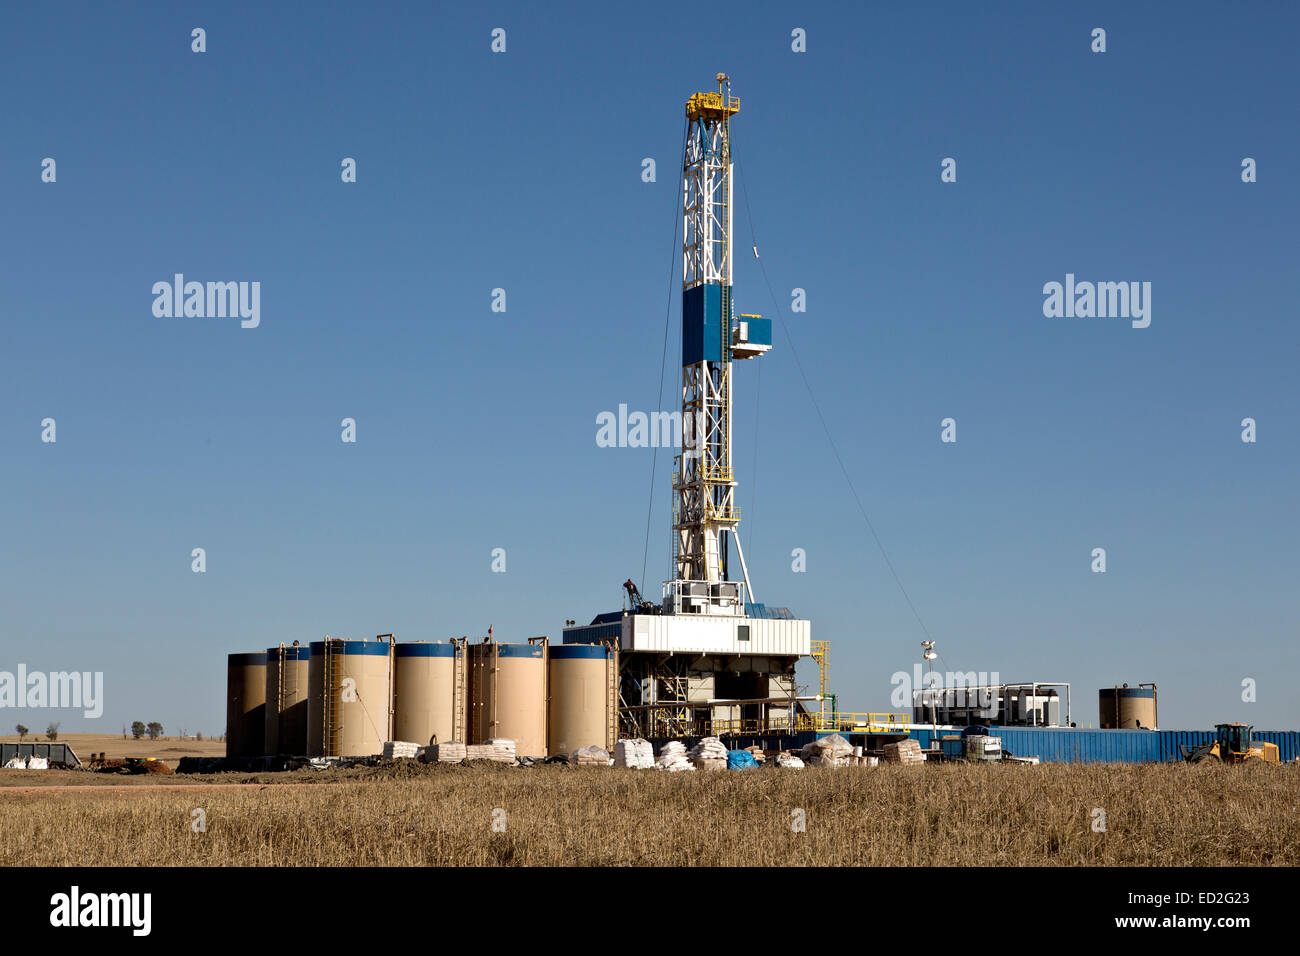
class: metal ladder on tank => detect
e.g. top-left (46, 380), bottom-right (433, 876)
top-left (272, 644), bottom-right (285, 752)
top-left (451, 638), bottom-right (467, 743)
top-left (603, 647), bottom-right (618, 749)
top-left (323, 640), bottom-right (342, 756)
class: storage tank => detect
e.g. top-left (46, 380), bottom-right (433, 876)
top-left (468, 641), bottom-right (547, 756)
top-left (226, 652), bottom-right (267, 758)
top-left (264, 644), bottom-right (310, 755)
top-left (392, 641), bottom-right (464, 746)
top-left (306, 639), bottom-right (393, 757)
top-left (1099, 683), bottom-right (1157, 730)
top-left (548, 644), bottom-right (616, 755)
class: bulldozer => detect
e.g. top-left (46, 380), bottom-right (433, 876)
top-left (1182, 723), bottom-right (1280, 764)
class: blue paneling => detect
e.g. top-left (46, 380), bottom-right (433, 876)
top-left (744, 602), bottom-right (795, 619)
top-left (490, 643), bottom-right (544, 659)
top-left (1099, 687), bottom-right (1156, 699)
top-left (739, 316), bottom-right (771, 347)
top-left (551, 644), bottom-right (610, 660)
top-left (682, 284), bottom-right (727, 366)
top-left (1159, 730), bottom-right (1209, 763)
top-left (563, 622), bottom-right (620, 644)
top-left (911, 727), bottom-right (1300, 763)
top-left (308, 640), bottom-right (389, 657)
top-left (393, 642), bottom-right (455, 658)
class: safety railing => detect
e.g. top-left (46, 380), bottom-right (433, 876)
top-left (796, 712), bottom-right (910, 734)
top-left (705, 502), bottom-right (740, 521)
top-left (620, 709), bottom-right (911, 739)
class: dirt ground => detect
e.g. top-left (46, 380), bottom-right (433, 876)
top-left (0, 732), bottom-right (227, 768)
top-left (0, 759), bottom-right (495, 789)
top-left (0, 781), bottom-right (313, 795)
top-left (0, 768), bottom-right (245, 790)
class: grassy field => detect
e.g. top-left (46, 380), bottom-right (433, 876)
top-left (0, 760), bottom-right (1295, 866)
top-left (0, 732), bottom-right (226, 767)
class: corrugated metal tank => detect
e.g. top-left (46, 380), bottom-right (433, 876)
top-left (469, 642), bottom-right (547, 756)
top-left (548, 644), bottom-right (615, 755)
top-left (912, 727), bottom-right (1163, 763)
top-left (306, 639), bottom-right (393, 757)
top-left (226, 652), bottom-right (267, 758)
top-left (1099, 685), bottom-right (1157, 729)
top-left (908, 726), bottom-right (1300, 764)
top-left (392, 642), bottom-right (463, 746)
top-left (264, 644), bottom-right (310, 755)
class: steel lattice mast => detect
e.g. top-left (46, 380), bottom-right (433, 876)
top-left (668, 74), bottom-right (772, 616)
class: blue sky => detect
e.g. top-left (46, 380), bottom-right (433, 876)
top-left (1, 1), bottom-right (1297, 735)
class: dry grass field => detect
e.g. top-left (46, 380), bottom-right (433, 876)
top-left (1, 760), bottom-right (1296, 866)
top-left (0, 732), bottom-right (226, 767)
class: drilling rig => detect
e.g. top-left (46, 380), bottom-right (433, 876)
top-left (564, 75), bottom-right (813, 741)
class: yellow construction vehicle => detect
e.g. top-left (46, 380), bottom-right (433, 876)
top-left (1183, 723), bottom-right (1280, 764)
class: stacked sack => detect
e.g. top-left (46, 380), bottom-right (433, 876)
top-left (882, 739), bottom-right (924, 765)
top-left (655, 740), bottom-right (694, 772)
top-left (614, 738), bottom-right (656, 769)
top-left (689, 737), bottom-right (728, 771)
top-left (466, 738), bottom-right (517, 764)
top-left (570, 745), bottom-right (610, 767)
top-left (382, 740), bottom-right (420, 760)
top-left (773, 752), bottom-right (805, 769)
top-left (424, 741), bottom-right (466, 763)
top-left (800, 733), bottom-right (854, 767)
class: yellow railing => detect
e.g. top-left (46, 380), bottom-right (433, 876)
top-left (623, 710), bottom-right (910, 739)
top-left (685, 92), bottom-right (740, 119)
top-left (705, 502), bottom-right (740, 521)
top-left (796, 712), bottom-right (910, 734)
top-left (691, 718), bottom-right (793, 737)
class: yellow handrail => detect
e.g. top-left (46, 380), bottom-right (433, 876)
top-left (624, 708), bottom-right (910, 739)
top-left (796, 712), bottom-right (910, 734)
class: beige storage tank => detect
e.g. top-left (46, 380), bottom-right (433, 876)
top-left (469, 641), bottom-right (547, 756)
top-left (264, 644), bottom-right (310, 755)
top-left (392, 642), bottom-right (465, 746)
top-left (548, 644), bottom-right (616, 755)
top-left (226, 652), bottom-right (267, 758)
top-left (307, 638), bottom-right (393, 757)
top-left (1099, 683), bottom-right (1157, 729)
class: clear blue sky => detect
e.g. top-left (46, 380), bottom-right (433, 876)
top-left (2, 2), bottom-right (1297, 735)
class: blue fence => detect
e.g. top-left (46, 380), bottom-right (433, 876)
top-left (910, 727), bottom-right (1300, 764)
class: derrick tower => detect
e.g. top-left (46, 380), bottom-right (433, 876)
top-left (669, 72), bottom-right (771, 615)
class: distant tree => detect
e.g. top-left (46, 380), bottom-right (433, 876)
top-left (195, 731), bottom-right (203, 741)
top-left (146, 722), bottom-right (163, 740)
top-left (45, 722), bottom-right (60, 741)
top-left (131, 721), bottom-right (145, 740)
top-left (15, 724), bottom-right (29, 741)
